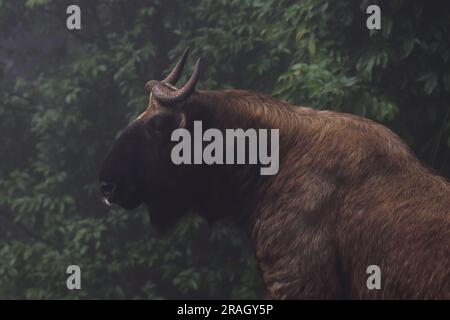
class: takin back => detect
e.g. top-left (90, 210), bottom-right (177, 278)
top-left (99, 49), bottom-right (450, 299)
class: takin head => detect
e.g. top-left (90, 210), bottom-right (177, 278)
top-left (98, 48), bottom-right (201, 228)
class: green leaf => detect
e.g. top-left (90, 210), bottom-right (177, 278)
top-left (295, 27), bottom-right (308, 46)
top-left (402, 39), bottom-right (415, 57)
top-left (424, 74), bottom-right (438, 94)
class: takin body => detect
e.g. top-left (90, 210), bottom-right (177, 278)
top-left (99, 49), bottom-right (450, 299)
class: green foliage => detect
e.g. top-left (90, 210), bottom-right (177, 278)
top-left (0, 0), bottom-right (449, 299)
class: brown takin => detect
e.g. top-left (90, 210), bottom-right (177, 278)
top-left (99, 48), bottom-right (450, 299)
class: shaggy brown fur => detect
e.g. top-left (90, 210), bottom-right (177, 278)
top-left (101, 88), bottom-right (450, 299)
top-left (185, 90), bottom-right (450, 299)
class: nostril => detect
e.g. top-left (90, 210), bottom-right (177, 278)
top-left (100, 182), bottom-right (116, 197)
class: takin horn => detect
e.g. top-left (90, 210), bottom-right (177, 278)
top-left (162, 47), bottom-right (190, 85)
top-left (152, 58), bottom-right (202, 104)
top-left (144, 47), bottom-right (190, 94)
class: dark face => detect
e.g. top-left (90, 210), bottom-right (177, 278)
top-left (99, 47), bottom-right (201, 228)
top-left (99, 102), bottom-right (185, 212)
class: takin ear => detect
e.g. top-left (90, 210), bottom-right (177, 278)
top-left (146, 111), bottom-right (186, 138)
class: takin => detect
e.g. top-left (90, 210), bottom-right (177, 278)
top-left (99, 48), bottom-right (450, 299)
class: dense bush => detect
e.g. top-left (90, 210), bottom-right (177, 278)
top-left (0, 0), bottom-right (448, 299)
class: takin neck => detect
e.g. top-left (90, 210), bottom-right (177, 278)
top-left (179, 89), bottom-right (424, 232)
top-left (177, 89), bottom-right (315, 227)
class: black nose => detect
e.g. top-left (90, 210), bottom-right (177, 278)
top-left (100, 182), bottom-right (116, 198)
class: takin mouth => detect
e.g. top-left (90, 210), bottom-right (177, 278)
top-left (102, 197), bottom-right (113, 207)
top-left (102, 195), bottom-right (142, 210)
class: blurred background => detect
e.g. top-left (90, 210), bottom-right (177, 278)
top-left (0, 0), bottom-right (449, 299)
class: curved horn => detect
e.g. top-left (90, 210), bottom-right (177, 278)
top-left (162, 47), bottom-right (190, 85)
top-left (153, 58), bottom-right (202, 104)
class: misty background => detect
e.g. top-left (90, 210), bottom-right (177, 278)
top-left (0, 0), bottom-right (449, 299)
